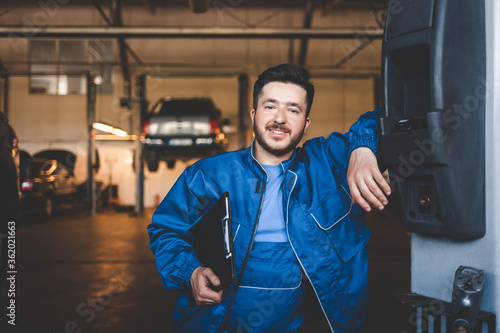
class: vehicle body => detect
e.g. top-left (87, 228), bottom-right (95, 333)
top-left (20, 152), bottom-right (78, 219)
top-left (141, 97), bottom-right (228, 171)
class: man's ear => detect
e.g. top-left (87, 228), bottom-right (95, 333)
top-left (250, 109), bottom-right (256, 124)
top-left (303, 117), bottom-right (311, 133)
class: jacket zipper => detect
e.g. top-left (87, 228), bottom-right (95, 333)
top-left (216, 181), bottom-right (266, 333)
top-left (285, 170), bottom-right (335, 333)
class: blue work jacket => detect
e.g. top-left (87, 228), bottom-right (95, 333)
top-left (148, 109), bottom-right (381, 333)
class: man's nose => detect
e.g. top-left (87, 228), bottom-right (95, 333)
top-left (273, 106), bottom-right (286, 123)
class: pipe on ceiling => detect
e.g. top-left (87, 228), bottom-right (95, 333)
top-left (0, 26), bottom-right (384, 39)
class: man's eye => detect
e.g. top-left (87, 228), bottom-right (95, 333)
top-left (265, 105), bottom-right (274, 109)
top-left (290, 109), bottom-right (299, 114)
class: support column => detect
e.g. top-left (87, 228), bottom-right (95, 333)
top-left (87, 73), bottom-right (96, 217)
top-left (134, 74), bottom-right (146, 217)
top-left (238, 73), bottom-right (249, 148)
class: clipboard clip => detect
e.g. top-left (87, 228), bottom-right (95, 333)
top-left (223, 196), bottom-right (232, 260)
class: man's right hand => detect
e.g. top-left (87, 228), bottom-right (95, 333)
top-left (190, 266), bottom-right (223, 306)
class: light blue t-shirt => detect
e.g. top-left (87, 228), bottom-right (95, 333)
top-left (254, 164), bottom-right (288, 242)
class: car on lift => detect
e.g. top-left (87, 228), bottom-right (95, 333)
top-left (20, 150), bottom-right (78, 219)
top-left (141, 97), bottom-right (229, 171)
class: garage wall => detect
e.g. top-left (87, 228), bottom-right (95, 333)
top-left (6, 73), bottom-right (376, 209)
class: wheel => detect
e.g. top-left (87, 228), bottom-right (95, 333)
top-left (146, 158), bottom-right (159, 172)
top-left (166, 160), bottom-right (176, 169)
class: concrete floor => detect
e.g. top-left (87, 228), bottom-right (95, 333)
top-left (0, 204), bottom-right (410, 333)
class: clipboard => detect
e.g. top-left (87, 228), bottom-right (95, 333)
top-left (192, 192), bottom-right (235, 291)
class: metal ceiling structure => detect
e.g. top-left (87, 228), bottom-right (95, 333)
top-left (0, 26), bottom-right (384, 39)
top-left (0, 0), bottom-right (386, 77)
top-left (3, 0), bottom-right (387, 9)
top-left (0, 0), bottom-right (387, 80)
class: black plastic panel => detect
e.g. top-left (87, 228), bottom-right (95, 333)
top-left (386, 0), bottom-right (435, 40)
top-left (380, 0), bottom-right (486, 240)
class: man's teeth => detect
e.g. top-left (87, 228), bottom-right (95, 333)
top-left (270, 129), bottom-right (285, 134)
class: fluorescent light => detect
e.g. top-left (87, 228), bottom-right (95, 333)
top-left (92, 122), bottom-right (129, 138)
top-left (94, 134), bottom-right (137, 141)
top-left (111, 128), bottom-right (128, 137)
top-left (93, 123), bottom-right (114, 133)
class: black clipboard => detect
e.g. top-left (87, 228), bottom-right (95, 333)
top-left (192, 192), bottom-right (235, 291)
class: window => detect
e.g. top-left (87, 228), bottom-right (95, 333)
top-left (30, 39), bottom-right (114, 95)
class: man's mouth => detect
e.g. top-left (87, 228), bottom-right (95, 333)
top-left (267, 125), bottom-right (288, 135)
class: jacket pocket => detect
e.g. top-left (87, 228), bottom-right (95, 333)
top-left (309, 185), bottom-right (352, 230)
top-left (308, 185), bottom-right (370, 262)
top-left (240, 242), bottom-right (302, 289)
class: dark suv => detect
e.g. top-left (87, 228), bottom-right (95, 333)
top-left (141, 97), bottom-right (228, 171)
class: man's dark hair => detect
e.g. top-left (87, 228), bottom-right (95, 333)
top-left (253, 64), bottom-right (315, 117)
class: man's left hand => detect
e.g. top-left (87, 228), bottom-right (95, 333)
top-left (347, 147), bottom-right (391, 212)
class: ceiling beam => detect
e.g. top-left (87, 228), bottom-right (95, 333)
top-left (0, 26), bottom-right (384, 39)
top-left (92, 0), bottom-right (113, 25)
top-left (92, 0), bottom-right (142, 65)
top-left (298, 0), bottom-right (314, 67)
top-left (112, 0), bottom-right (132, 101)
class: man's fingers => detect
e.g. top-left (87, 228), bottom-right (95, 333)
top-left (196, 285), bottom-right (223, 304)
top-left (364, 175), bottom-right (388, 207)
top-left (202, 268), bottom-right (221, 287)
top-left (348, 181), bottom-right (371, 211)
top-left (350, 174), bottom-right (389, 211)
top-left (195, 287), bottom-right (222, 305)
top-left (358, 180), bottom-right (384, 211)
top-left (191, 267), bottom-right (223, 306)
top-left (373, 169), bottom-right (391, 196)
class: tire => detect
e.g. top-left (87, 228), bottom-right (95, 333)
top-left (166, 160), bottom-right (176, 169)
top-left (146, 158), bottom-right (159, 172)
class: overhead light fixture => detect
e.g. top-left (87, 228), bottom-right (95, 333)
top-left (92, 122), bottom-right (129, 138)
top-left (92, 122), bottom-right (113, 133)
top-left (94, 75), bottom-right (103, 85)
top-left (111, 128), bottom-right (127, 137)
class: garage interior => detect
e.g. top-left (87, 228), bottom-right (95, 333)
top-left (0, 1), bottom-right (410, 332)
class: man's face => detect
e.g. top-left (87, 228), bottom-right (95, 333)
top-left (251, 81), bottom-right (311, 164)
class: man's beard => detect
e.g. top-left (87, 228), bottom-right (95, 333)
top-left (253, 121), bottom-right (306, 158)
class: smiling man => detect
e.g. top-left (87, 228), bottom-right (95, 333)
top-left (251, 81), bottom-right (311, 164)
top-left (148, 64), bottom-right (389, 333)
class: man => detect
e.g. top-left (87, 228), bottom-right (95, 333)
top-left (148, 64), bottom-right (390, 332)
